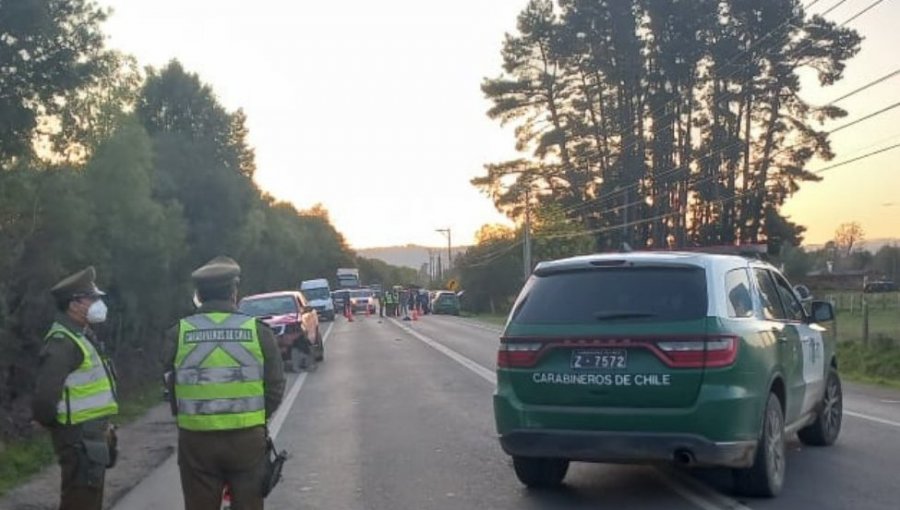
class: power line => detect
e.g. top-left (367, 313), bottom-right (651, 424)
top-left (583, 98), bottom-right (900, 219)
top-left (537, 141), bottom-right (900, 242)
top-left (562, 69), bottom-right (900, 217)
top-left (819, 0), bottom-right (852, 17)
top-left (462, 240), bottom-right (524, 268)
top-left (842, 0), bottom-right (886, 24)
top-left (558, 0), bottom-right (891, 217)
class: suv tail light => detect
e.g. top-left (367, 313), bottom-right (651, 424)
top-left (497, 336), bottom-right (739, 369)
top-left (497, 342), bottom-right (543, 368)
top-left (655, 337), bottom-right (738, 368)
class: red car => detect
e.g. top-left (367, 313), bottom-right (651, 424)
top-left (238, 291), bottom-right (324, 368)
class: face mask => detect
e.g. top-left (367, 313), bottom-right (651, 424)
top-left (86, 299), bottom-right (108, 324)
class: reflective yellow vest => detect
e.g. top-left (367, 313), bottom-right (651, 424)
top-left (45, 323), bottom-right (118, 425)
top-left (174, 313), bottom-right (265, 431)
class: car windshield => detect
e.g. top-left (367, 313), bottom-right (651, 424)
top-left (302, 287), bottom-right (331, 301)
top-left (351, 290), bottom-right (372, 298)
top-left (238, 296), bottom-right (298, 317)
top-left (510, 267), bottom-right (708, 325)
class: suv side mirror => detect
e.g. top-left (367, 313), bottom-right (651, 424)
top-left (793, 284), bottom-right (812, 303)
top-left (809, 301), bottom-right (835, 323)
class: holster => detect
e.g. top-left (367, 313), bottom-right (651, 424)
top-left (106, 425), bottom-right (119, 469)
top-left (261, 436), bottom-right (287, 498)
top-left (76, 438), bottom-right (110, 488)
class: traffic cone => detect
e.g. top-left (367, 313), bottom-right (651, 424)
top-left (222, 485), bottom-right (232, 510)
top-left (412, 307), bottom-right (418, 321)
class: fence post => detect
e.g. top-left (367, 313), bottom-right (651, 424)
top-left (830, 297), bottom-right (838, 343)
top-left (850, 294), bottom-right (855, 315)
top-left (862, 301), bottom-right (869, 348)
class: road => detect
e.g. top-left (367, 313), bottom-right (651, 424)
top-left (115, 314), bottom-right (900, 510)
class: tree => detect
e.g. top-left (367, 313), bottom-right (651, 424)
top-left (137, 61), bottom-right (258, 264)
top-left (834, 222), bottom-right (865, 256)
top-left (476, 1), bottom-right (861, 250)
top-left (0, 0), bottom-right (112, 164)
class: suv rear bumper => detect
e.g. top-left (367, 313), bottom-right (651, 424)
top-left (499, 429), bottom-right (756, 468)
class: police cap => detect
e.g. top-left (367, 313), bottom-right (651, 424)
top-left (191, 256), bottom-right (241, 290)
top-left (50, 266), bottom-right (106, 301)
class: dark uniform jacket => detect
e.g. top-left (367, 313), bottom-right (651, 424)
top-left (32, 313), bottom-right (113, 446)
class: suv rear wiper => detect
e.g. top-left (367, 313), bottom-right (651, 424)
top-left (592, 311), bottom-right (657, 320)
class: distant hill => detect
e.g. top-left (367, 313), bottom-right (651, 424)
top-left (358, 244), bottom-right (470, 270)
top-left (804, 238), bottom-right (899, 252)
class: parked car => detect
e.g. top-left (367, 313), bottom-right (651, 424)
top-left (432, 292), bottom-right (460, 315)
top-left (494, 251), bottom-right (840, 497)
top-left (238, 291), bottom-right (324, 367)
top-left (349, 288), bottom-right (376, 314)
top-left (864, 280), bottom-right (898, 293)
top-left (301, 278), bottom-right (336, 321)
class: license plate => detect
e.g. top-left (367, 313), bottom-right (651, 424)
top-left (571, 349), bottom-right (627, 370)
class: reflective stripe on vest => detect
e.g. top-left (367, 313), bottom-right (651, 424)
top-left (45, 323), bottom-right (119, 425)
top-left (174, 313), bottom-right (265, 431)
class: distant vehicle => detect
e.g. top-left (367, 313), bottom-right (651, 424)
top-left (349, 289), bottom-right (376, 314)
top-left (337, 268), bottom-right (360, 289)
top-left (432, 292), bottom-right (460, 316)
top-left (301, 278), bottom-right (335, 321)
top-left (494, 251), bottom-right (840, 497)
top-left (238, 291), bottom-right (324, 367)
top-left (864, 280), bottom-right (897, 293)
top-left (332, 289), bottom-right (350, 314)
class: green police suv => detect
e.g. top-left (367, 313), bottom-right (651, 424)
top-left (494, 252), bottom-right (841, 497)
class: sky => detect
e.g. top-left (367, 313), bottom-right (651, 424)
top-left (98, 0), bottom-right (900, 249)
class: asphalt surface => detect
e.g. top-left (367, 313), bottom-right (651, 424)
top-left (115, 314), bottom-right (900, 510)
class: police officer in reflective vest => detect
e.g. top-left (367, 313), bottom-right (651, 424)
top-left (32, 266), bottom-right (119, 510)
top-left (161, 256), bottom-right (285, 509)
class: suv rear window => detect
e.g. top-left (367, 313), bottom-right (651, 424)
top-left (510, 266), bottom-right (708, 325)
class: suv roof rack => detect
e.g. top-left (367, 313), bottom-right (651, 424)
top-left (678, 244), bottom-right (769, 260)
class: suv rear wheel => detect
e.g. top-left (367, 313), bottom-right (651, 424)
top-left (798, 368), bottom-right (842, 446)
top-left (512, 456), bottom-right (569, 488)
top-left (733, 393), bottom-right (785, 497)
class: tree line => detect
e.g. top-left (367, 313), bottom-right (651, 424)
top-left (0, 1), bottom-right (396, 440)
top-left (459, 0), bottom-right (870, 314)
top-left (473, 0), bottom-right (861, 250)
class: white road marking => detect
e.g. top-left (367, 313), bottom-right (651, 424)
top-left (390, 319), bottom-right (496, 384)
top-left (441, 316), bottom-right (504, 334)
top-left (878, 399), bottom-right (900, 404)
top-left (659, 468), bottom-right (752, 510)
top-left (269, 322), bottom-right (333, 438)
top-left (391, 319), bottom-right (749, 510)
top-left (655, 472), bottom-right (726, 510)
top-left (845, 409), bottom-right (900, 429)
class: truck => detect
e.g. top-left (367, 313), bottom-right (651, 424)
top-left (336, 268), bottom-right (360, 289)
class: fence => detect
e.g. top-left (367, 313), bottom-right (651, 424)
top-left (823, 292), bottom-right (900, 346)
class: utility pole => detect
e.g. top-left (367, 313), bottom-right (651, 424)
top-left (436, 255), bottom-right (443, 282)
top-left (436, 228), bottom-right (452, 274)
top-left (524, 187), bottom-right (532, 279)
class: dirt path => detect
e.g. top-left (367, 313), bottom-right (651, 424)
top-left (0, 404), bottom-right (177, 510)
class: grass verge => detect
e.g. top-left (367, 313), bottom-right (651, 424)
top-left (0, 381), bottom-right (162, 497)
top-left (838, 340), bottom-right (900, 390)
top-left (462, 312), bottom-right (508, 327)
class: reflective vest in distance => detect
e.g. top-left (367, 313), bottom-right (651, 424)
top-left (45, 323), bottom-right (119, 425)
top-left (174, 313), bottom-right (265, 431)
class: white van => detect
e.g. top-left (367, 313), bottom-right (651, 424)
top-left (300, 278), bottom-right (335, 321)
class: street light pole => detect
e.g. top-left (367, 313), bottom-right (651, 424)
top-left (436, 228), bottom-right (452, 275)
top-left (524, 188), bottom-right (532, 279)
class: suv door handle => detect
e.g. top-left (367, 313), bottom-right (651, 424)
top-left (771, 328), bottom-right (788, 344)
